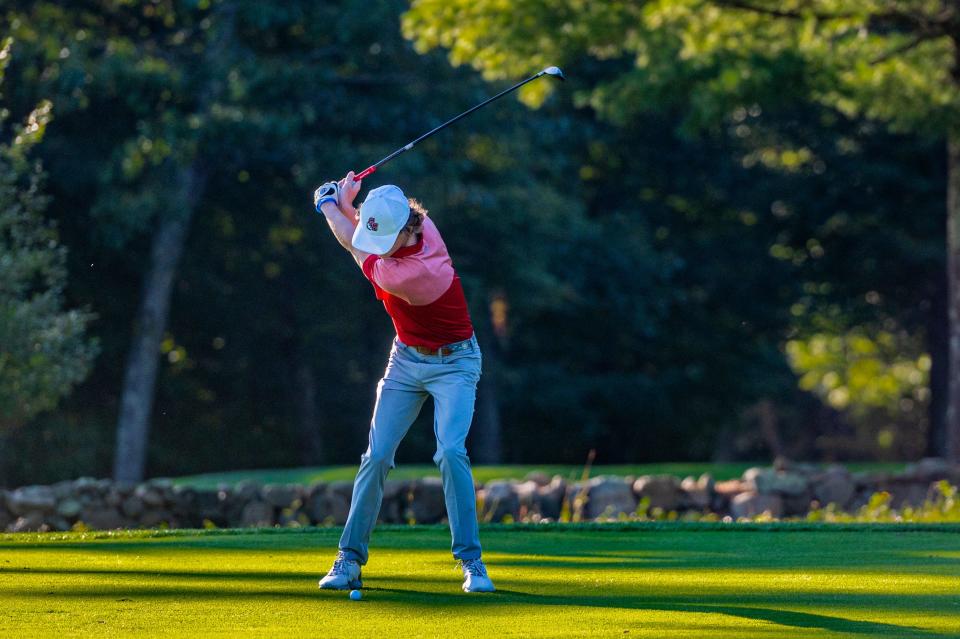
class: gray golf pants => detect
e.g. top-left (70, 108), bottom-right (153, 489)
top-left (339, 334), bottom-right (482, 565)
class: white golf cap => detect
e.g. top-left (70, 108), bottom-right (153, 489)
top-left (352, 185), bottom-right (410, 255)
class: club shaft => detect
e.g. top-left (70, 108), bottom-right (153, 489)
top-left (355, 70), bottom-right (547, 180)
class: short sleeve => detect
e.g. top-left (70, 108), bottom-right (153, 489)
top-left (362, 254), bottom-right (379, 282)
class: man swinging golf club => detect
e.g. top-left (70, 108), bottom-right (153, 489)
top-left (312, 171), bottom-right (495, 593)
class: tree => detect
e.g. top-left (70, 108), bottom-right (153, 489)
top-left (403, 0), bottom-right (960, 460)
top-left (0, 39), bottom-right (97, 456)
top-left (9, 0), bottom-right (362, 480)
top-left (7, 0), bottom-right (587, 477)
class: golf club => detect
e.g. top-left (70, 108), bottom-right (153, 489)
top-left (352, 66), bottom-right (565, 181)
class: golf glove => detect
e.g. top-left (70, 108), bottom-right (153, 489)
top-left (314, 181), bottom-right (340, 211)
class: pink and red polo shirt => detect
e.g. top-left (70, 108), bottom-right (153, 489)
top-left (361, 216), bottom-right (474, 349)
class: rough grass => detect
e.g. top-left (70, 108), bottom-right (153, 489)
top-left (2, 523), bottom-right (958, 638)
top-left (171, 462), bottom-right (907, 488)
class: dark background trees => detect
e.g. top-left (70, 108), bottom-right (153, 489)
top-left (0, 0), bottom-right (949, 485)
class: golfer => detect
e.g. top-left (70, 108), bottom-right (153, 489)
top-left (312, 172), bottom-right (494, 593)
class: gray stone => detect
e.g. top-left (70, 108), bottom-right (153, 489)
top-left (234, 481), bottom-right (261, 500)
top-left (306, 482), bottom-right (327, 499)
top-left (515, 477), bottom-right (566, 520)
top-left (51, 480), bottom-right (75, 500)
top-left (218, 489), bottom-right (246, 526)
top-left (812, 472), bottom-right (855, 508)
top-left (261, 484), bottom-right (301, 509)
top-left (523, 471), bottom-right (551, 487)
top-left (105, 483), bottom-right (133, 507)
top-left (743, 468), bottom-right (808, 496)
top-left (105, 489), bottom-right (123, 508)
top-left (170, 486), bottom-right (197, 515)
top-left (80, 506), bottom-right (127, 530)
top-left (146, 478), bottom-right (174, 499)
top-left (121, 495), bottom-right (145, 519)
top-left (538, 476), bottom-right (567, 520)
top-left (48, 516), bottom-right (72, 532)
top-left (135, 485), bottom-right (165, 508)
top-left (56, 498), bottom-right (84, 519)
top-left (303, 489), bottom-right (329, 524)
top-left (680, 475), bottom-right (712, 510)
top-left (325, 481), bottom-right (354, 525)
top-left (139, 509), bottom-right (174, 528)
top-left (72, 477), bottom-right (99, 494)
top-left (852, 471), bottom-right (890, 488)
top-left (8, 485), bottom-right (56, 515)
top-left (585, 476), bottom-right (637, 519)
top-left (240, 501), bottom-right (275, 527)
top-left (194, 490), bottom-right (222, 522)
top-left (730, 492), bottom-right (783, 519)
top-left (564, 483), bottom-right (589, 520)
top-left (632, 475), bottom-right (683, 511)
top-left (714, 479), bottom-right (747, 496)
top-left (781, 490), bottom-right (813, 516)
top-left (379, 480), bottom-right (408, 524)
top-left (885, 481), bottom-right (929, 509)
top-left (515, 480), bottom-right (539, 514)
top-left (407, 477), bottom-right (447, 524)
top-left (903, 458), bottom-right (956, 482)
top-left (481, 480), bottom-right (520, 522)
top-left (9, 512), bottom-right (47, 532)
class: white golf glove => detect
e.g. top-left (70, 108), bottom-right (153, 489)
top-left (314, 181), bottom-right (340, 211)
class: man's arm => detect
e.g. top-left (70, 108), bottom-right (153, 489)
top-left (317, 171), bottom-right (370, 268)
top-left (319, 201), bottom-right (370, 268)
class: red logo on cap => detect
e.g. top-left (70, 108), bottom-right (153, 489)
top-left (366, 217), bottom-right (379, 232)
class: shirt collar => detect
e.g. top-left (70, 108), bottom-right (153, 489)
top-left (387, 234), bottom-right (423, 259)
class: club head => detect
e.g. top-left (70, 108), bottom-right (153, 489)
top-left (542, 66), bottom-right (565, 81)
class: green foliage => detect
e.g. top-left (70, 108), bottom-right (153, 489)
top-left (1, 0), bottom-right (952, 480)
top-left (805, 481), bottom-right (960, 523)
top-left (786, 326), bottom-right (930, 455)
top-left (0, 39), bottom-right (98, 428)
top-left (787, 330), bottom-right (929, 407)
top-left (402, 0), bottom-right (952, 462)
top-left (403, 0), bottom-right (960, 135)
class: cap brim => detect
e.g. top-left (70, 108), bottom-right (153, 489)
top-left (352, 225), bottom-right (401, 255)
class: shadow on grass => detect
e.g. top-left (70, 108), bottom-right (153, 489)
top-left (365, 587), bottom-right (946, 636)
top-left (5, 530), bottom-right (959, 638)
top-left (4, 566), bottom-right (958, 637)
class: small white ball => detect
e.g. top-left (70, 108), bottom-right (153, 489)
top-left (349, 589), bottom-right (362, 601)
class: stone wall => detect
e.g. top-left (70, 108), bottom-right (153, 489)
top-left (2, 458), bottom-right (958, 532)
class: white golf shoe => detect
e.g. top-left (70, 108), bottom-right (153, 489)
top-left (318, 551), bottom-right (362, 590)
top-left (460, 558), bottom-right (495, 593)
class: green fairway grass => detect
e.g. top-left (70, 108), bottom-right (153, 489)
top-left (2, 524), bottom-right (958, 638)
top-left (171, 462), bottom-right (907, 488)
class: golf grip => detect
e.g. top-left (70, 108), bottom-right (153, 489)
top-left (354, 165), bottom-right (377, 180)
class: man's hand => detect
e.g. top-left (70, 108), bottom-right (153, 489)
top-left (338, 171), bottom-right (362, 217)
top-left (314, 181), bottom-right (339, 212)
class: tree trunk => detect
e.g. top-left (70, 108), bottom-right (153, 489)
top-left (471, 308), bottom-right (503, 464)
top-left (113, 164), bottom-right (205, 482)
top-left (946, 135), bottom-right (960, 462)
top-left (0, 430), bottom-right (9, 488)
top-left (925, 266), bottom-right (948, 457)
top-left (295, 357), bottom-right (324, 466)
top-left (755, 399), bottom-right (784, 459)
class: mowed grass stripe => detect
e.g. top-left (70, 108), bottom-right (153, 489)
top-left (2, 528), bottom-right (959, 638)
